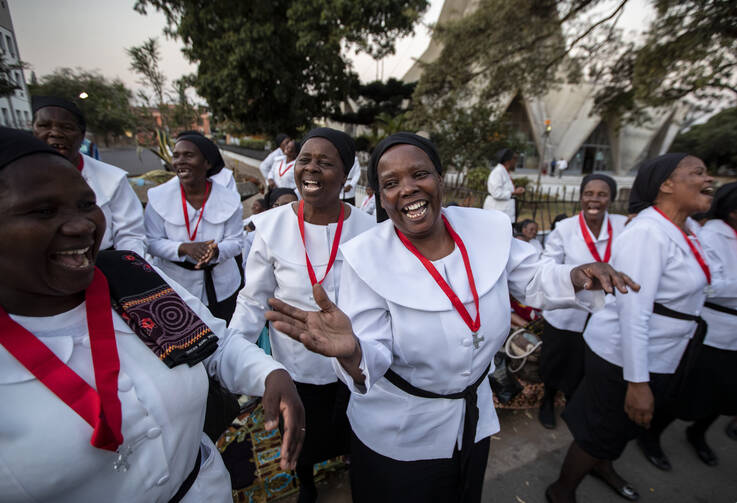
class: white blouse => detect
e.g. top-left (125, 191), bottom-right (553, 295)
top-left (701, 219), bottom-right (737, 350)
top-left (483, 164), bottom-right (515, 221)
top-left (340, 157), bottom-right (361, 199)
top-left (542, 212), bottom-right (627, 332)
top-left (267, 158), bottom-right (297, 190)
top-left (584, 207), bottom-right (709, 383)
top-left (0, 268), bottom-right (283, 503)
top-left (333, 206), bottom-right (602, 461)
top-left (81, 154), bottom-right (146, 256)
top-left (144, 177), bottom-right (244, 305)
top-left (230, 203), bottom-right (375, 384)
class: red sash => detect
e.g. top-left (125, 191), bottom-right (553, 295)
top-left (395, 215), bottom-right (480, 333)
top-left (578, 212), bottom-right (612, 263)
top-left (297, 200), bottom-right (345, 286)
top-left (653, 206), bottom-right (711, 284)
top-left (278, 160), bottom-right (293, 177)
top-left (0, 268), bottom-right (123, 451)
top-left (181, 181), bottom-right (212, 241)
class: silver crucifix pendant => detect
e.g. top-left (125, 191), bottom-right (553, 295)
top-left (472, 332), bottom-right (484, 349)
top-left (113, 445), bottom-right (132, 472)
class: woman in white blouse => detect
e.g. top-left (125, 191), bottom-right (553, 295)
top-left (266, 133), bottom-right (636, 503)
top-left (548, 154), bottom-right (715, 503)
top-left (230, 128), bottom-right (374, 503)
top-left (538, 174), bottom-right (626, 429)
top-left (267, 139), bottom-right (298, 190)
top-left (483, 148), bottom-right (524, 222)
top-left (145, 134), bottom-right (244, 322)
top-left (637, 181), bottom-right (737, 469)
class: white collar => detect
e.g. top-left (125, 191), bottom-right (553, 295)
top-left (636, 206), bottom-right (702, 255)
top-left (79, 154), bottom-right (126, 206)
top-left (579, 211), bottom-right (611, 241)
top-left (252, 203), bottom-right (375, 266)
top-left (147, 176), bottom-right (241, 225)
top-left (340, 206), bottom-right (512, 311)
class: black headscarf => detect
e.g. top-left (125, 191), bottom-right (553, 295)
top-left (31, 96), bottom-right (86, 132)
top-left (706, 182), bottom-right (737, 221)
top-left (495, 148), bottom-right (516, 166)
top-left (175, 134), bottom-right (225, 177)
top-left (0, 126), bottom-right (67, 169)
top-left (628, 153), bottom-right (689, 213)
top-left (275, 133), bottom-right (289, 149)
top-left (267, 187), bottom-right (297, 208)
top-left (368, 132), bottom-right (443, 223)
top-left (301, 127), bottom-right (355, 175)
top-left (580, 173), bottom-right (617, 201)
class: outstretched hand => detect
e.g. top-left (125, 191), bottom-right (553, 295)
top-left (262, 369), bottom-right (305, 470)
top-left (571, 262), bottom-right (640, 295)
top-left (266, 283), bottom-right (357, 359)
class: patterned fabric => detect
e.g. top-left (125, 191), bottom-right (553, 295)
top-left (96, 250), bottom-right (219, 368)
top-left (217, 401), bottom-right (347, 502)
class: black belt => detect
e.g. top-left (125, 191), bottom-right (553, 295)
top-left (653, 302), bottom-right (707, 400)
top-left (168, 449), bottom-right (202, 503)
top-left (173, 261), bottom-right (218, 307)
top-left (384, 363), bottom-right (491, 501)
top-left (704, 301), bottom-right (737, 317)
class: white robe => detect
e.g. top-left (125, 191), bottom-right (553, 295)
top-left (542, 212), bottom-right (627, 332)
top-left (230, 203), bottom-right (375, 384)
top-left (80, 154), bottom-right (146, 256)
top-left (340, 157), bottom-right (361, 200)
top-left (584, 207), bottom-right (709, 383)
top-left (267, 158), bottom-right (297, 190)
top-left (0, 267), bottom-right (283, 503)
top-left (144, 177), bottom-right (244, 305)
top-left (482, 163), bottom-right (515, 221)
top-left (259, 148), bottom-right (284, 181)
top-left (209, 167), bottom-right (239, 195)
top-left (333, 206), bottom-right (602, 461)
top-left (360, 193), bottom-right (376, 215)
top-left (700, 219), bottom-right (737, 350)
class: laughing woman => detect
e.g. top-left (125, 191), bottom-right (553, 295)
top-left (144, 134), bottom-right (244, 323)
top-left (229, 128), bottom-right (375, 503)
top-left (266, 133), bottom-right (637, 503)
top-left (0, 128), bottom-right (303, 503)
top-left (548, 154), bottom-right (715, 503)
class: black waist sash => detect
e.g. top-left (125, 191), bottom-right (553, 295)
top-left (384, 363), bottom-right (491, 499)
top-left (704, 301), bottom-right (737, 317)
top-left (653, 302), bottom-right (707, 417)
top-left (172, 260), bottom-right (218, 307)
top-left (168, 449), bottom-right (201, 503)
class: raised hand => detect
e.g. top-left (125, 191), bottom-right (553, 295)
top-left (571, 262), bottom-right (640, 295)
top-left (266, 283), bottom-right (358, 359)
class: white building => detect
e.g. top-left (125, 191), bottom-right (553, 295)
top-left (0, 0), bottom-right (32, 129)
top-left (403, 0), bottom-right (686, 176)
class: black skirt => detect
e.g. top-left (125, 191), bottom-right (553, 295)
top-left (294, 381), bottom-right (350, 468)
top-left (562, 345), bottom-right (674, 460)
top-left (678, 344), bottom-right (737, 419)
top-left (539, 320), bottom-right (585, 397)
top-left (349, 431), bottom-right (490, 503)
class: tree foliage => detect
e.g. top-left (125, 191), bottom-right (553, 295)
top-left (126, 37), bottom-right (167, 106)
top-left (333, 78), bottom-right (416, 125)
top-left (0, 58), bottom-right (23, 97)
top-left (413, 0), bottom-right (737, 127)
top-left (28, 68), bottom-right (135, 143)
top-left (133, 0), bottom-right (428, 134)
top-left (670, 107), bottom-right (737, 173)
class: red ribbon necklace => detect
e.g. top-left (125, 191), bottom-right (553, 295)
top-left (0, 268), bottom-right (123, 451)
top-left (76, 155), bottom-right (84, 172)
top-left (395, 215), bottom-right (481, 335)
top-left (278, 159), bottom-right (294, 177)
top-left (653, 206), bottom-right (711, 284)
top-left (297, 199), bottom-right (345, 285)
top-left (180, 181), bottom-right (211, 241)
top-left (578, 212), bottom-right (613, 263)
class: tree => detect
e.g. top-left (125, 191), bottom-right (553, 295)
top-left (133, 0), bottom-right (429, 134)
top-left (413, 0), bottom-right (737, 126)
top-left (28, 68), bottom-right (135, 144)
top-left (670, 107), bottom-right (737, 173)
top-left (0, 57), bottom-right (23, 97)
top-left (126, 37), bottom-right (167, 107)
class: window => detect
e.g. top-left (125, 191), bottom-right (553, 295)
top-left (15, 71), bottom-right (22, 96)
top-left (5, 35), bottom-right (13, 58)
top-left (23, 110), bottom-right (29, 123)
top-left (16, 109), bottom-right (22, 125)
top-left (0, 33), bottom-right (5, 54)
top-left (1, 108), bottom-right (8, 126)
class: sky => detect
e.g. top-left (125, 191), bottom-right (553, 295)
top-left (10, 0), bottom-right (650, 101)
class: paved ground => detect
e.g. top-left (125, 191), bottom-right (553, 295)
top-left (99, 146), bottom-right (163, 176)
top-left (281, 408), bottom-right (737, 503)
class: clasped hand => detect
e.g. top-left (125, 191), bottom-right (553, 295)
top-left (178, 240), bottom-right (219, 269)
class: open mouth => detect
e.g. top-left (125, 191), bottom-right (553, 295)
top-left (700, 186), bottom-right (714, 196)
top-left (302, 178), bottom-right (321, 193)
top-left (176, 167), bottom-right (192, 177)
top-left (50, 143), bottom-right (69, 152)
top-left (402, 200), bottom-right (428, 220)
top-left (49, 246), bottom-right (93, 271)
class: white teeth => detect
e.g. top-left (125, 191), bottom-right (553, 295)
top-left (56, 247), bottom-right (89, 255)
top-left (404, 201), bottom-right (427, 212)
top-left (303, 180), bottom-right (319, 185)
top-left (405, 206), bottom-right (428, 220)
